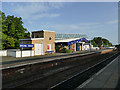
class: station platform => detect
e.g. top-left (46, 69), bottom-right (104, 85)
top-left (1, 50), bottom-right (98, 69)
top-left (76, 55), bottom-right (120, 89)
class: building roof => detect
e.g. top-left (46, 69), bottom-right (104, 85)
top-left (55, 38), bottom-right (89, 45)
top-left (55, 33), bottom-right (88, 40)
top-left (31, 30), bottom-right (55, 33)
top-left (19, 38), bottom-right (44, 41)
top-left (55, 38), bottom-right (80, 43)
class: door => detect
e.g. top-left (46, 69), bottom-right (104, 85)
top-left (35, 44), bottom-right (43, 55)
top-left (80, 43), bottom-right (82, 51)
top-left (76, 43), bottom-right (80, 51)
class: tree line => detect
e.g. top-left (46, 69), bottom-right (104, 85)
top-left (89, 37), bottom-right (112, 47)
top-left (0, 11), bottom-right (30, 49)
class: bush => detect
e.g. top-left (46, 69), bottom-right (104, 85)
top-left (61, 48), bottom-right (71, 53)
top-left (66, 49), bottom-right (71, 53)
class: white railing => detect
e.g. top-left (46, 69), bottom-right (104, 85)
top-left (1, 49), bottom-right (34, 58)
top-left (8, 50), bottom-right (34, 58)
top-left (0, 50), bottom-right (7, 56)
top-left (16, 50), bottom-right (34, 58)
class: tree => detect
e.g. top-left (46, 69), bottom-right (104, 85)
top-left (6, 36), bottom-right (15, 48)
top-left (93, 37), bottom-right (102, 47)
top-left (24, 32), bottom-right (30, 38)
top-left (1, 32), bottom-right (7, 49)
top-left (90, 40), bottom-right (97, 47)
top-left (0, 11), bottom-right (7, 49)
top-left (90, 37), bottom-right (112, 47)
top-left (108, 42), bottom-right (112, 46)
top-left (0, 11), bottom-right (29, 49)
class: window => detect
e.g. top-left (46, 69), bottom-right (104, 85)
top-left (36, 35), bottom-right (39, 38)
top-left (47, 44), bottom-right (51, 51)
top-left (49, 37), bottom-right (52, 40)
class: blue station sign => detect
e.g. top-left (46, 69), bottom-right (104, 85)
top-left (19, 44), bottom-right (34, 48)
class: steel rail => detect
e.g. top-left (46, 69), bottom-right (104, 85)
top-left (49, 52), bottom-right (120, 90)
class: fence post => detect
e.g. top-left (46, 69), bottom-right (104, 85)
top-left (21, 48), bottom-right (22, 58)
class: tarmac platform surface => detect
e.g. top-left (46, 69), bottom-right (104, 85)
top-left (76, 54), bottom-right (120, 89)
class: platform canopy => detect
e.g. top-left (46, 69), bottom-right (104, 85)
top-left (55, 38), bottom-right (89, 45)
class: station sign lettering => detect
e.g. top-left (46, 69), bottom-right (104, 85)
top-left (19, 44), bottom-right (34, 48)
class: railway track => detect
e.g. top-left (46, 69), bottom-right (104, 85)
top-left (2, 50), bottom-right (118, 89)
top-left (3, 51), bottom-right (99, 88)
top-left (2, 51), bottom-right (97, 79)
top-left (49, 51), bottom-right (120, 89)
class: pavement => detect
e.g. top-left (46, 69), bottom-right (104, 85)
top-left (1, 49), bottom-right (112, 69)
top-left (1, 50), bottom-right (98, 69)
top-left (2, 49), bottom-right (112, 63)
top-left (1, 53), bottom-right (67, 62)
top-left (76, 54), bottom-right (120, 89)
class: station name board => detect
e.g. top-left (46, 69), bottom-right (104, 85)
top-left (19, 44), bottom-right (34, 48)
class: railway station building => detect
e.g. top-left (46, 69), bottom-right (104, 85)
top-left (20, 30), bottom-right (90, 56)
top-left (55, 33), bottom-right (90, 51)
top-left (20, 30), bottom-right (55, 55)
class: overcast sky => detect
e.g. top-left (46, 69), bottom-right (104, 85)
top-left (2, 2), bottom-right (118, 45)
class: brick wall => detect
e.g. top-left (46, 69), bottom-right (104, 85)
top-left (43, 31), bottom-right (55, 53)
top-left (20, 30), bottom-right (55, 55)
